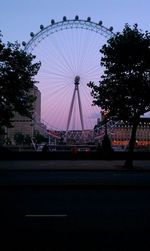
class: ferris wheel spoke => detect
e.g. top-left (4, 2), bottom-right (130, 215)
top-left (87, 67), bottom-right (100, 79)
top-left (82, 92), bottom-right (93, 125)
top-left (43, 86), bottom-right (72, 130)
top-left (38, 82), bottom-right (72, 91)
top-left (57, 30), bottom-right (77, 74)
top-left (85, 65), bottom-right (100, 73)
top-left (48, 34), bottom-right (76, 75)
top-left (37, 37), bottom-right (75, 76)
top-left (76, 30), bottom-right (99, 73)
top-left (42, 84), bottom-right (70, 116)
top-left (72, 28), bottom-right (84, 74)
top-left (75, 31), bottom-right (90, 73)
top-left (38, 74), bottom-right (73, 85)
top-left (42, 84), bottom-right (71, 102)
top-left (40, 60), bottom-right (74, 76)
top-left (60, 86), bottom-right (75, 130)
top-left (81, 84), bottom-right (98, 112)
top-left (39, 69), bottom-right (73, 80)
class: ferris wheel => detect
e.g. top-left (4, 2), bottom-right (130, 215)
top-left (23, 16), bottom-right (113, 132)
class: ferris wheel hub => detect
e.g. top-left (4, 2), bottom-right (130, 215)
top-left (74, 75), bottom-right (80, 84)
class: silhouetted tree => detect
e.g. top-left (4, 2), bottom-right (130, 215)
top-left (33, 130), bottom-right (48, 144)
top-left (24, 134), bottom-right (32, 145)
top-left (14, 132), bottom-right (24, 145)
top-left (4, 136), bottom-right (12, 145)
top-left (88, 24), bottom-right (150, 168)
top-left (0, 32), bottom-right (41, 134)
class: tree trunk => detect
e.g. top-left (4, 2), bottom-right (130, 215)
top-left (124, 120), bottom-right (139, 168)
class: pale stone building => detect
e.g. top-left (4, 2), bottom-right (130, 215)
top-left (6, 85), bottom-right (47, 144)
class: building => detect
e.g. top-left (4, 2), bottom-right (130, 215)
top-left (110, 118), bottom-right (150, 148)
top-left (95, 114), bottom-right (150, 150)
top-left (6, 85), bottom-right (47, 144)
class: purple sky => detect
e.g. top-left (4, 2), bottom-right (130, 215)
top-left (1, 0), bottom-right (150, 130)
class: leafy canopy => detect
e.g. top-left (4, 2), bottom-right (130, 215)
top-left (0, 32), bottom-right (41, 131)
top-left (88, 24), bottom-right (150, 123)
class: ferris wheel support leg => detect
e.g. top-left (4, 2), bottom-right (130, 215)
top-left (77, 88), bottom-right (84, 132)
top-left (66, 88), bottom-right (76, 133)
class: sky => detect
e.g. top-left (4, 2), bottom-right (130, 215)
top-left (1, 0), bottom-right (150, 43)
top-left (0, 0), bottom-right (150, 130)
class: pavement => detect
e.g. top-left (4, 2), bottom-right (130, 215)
top-left (0, 159), bottom-right (149, 170)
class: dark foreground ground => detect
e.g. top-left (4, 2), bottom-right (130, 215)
top-left (0, 159), bottom-right (150, 251)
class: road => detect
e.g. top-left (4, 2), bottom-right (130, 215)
top-left (0, 161), bottom-right (150, 250)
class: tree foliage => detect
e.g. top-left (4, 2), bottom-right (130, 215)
top-left (88, 24), bottom-right (150, 121)
top-left (88, 24), bottom-right (150, 167)
top-left (14, 132), bottom-right (25, 145)
top-left (0, 32), bottom-right (41, 132)
top-left (33, 130), bottom-right (48, 144)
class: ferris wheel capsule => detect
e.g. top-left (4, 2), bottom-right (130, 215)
top-left (75, 15), bottom-right (79, 20)
top-left (63, 16), bottom-right (67, 21)
top-left (99, 21), bottom-right (103, 26)
top-left (30, 32), bottom-right (34, 37)
top-left (109, 26), bottom-right (113, 31)
top-left (87, 17), bottom-right (91, 22)
top-left (51, 19), bottom-right (55, 25)
top-left (40, 24), bottom-right (44, 30)
top-left (22, 41), bottom-right (26, 46)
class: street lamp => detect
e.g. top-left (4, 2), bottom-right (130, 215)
top-left (101, 110), bottom-right (112, 155)
top-left (101, 110), bottom-right (108, 136)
